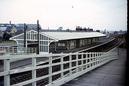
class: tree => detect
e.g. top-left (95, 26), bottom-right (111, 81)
top-left (96, 30), bottom-right (100, 32)
top-left (2, 32), bottom-right (12, 41)
top-left (57, 27), bottom-right (63, 31)
top-left (76, 26), bottom-right (82, 31)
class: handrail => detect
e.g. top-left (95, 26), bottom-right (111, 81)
top-left (0, 46), bottom-right (119, 86)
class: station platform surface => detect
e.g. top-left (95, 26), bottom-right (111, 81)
top-left (62, 48), bottom-right (126, 86)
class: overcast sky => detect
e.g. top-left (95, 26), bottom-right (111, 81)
top-left (0, 0), bottom-right (127, 31)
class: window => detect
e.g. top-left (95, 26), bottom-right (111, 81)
top-left (39, 35), bottom-right (42, 40)
top-left (27, 33), bottom-right (30, 39)
top-left (58, 43), bottom-right (65, 46)
top-left (43, 35), bottom-right (48, 40)
top-left (70, 40), bottom-right (75, 49)
top-left (33, 34), bottom-right (37, 40)
top-left (40, 46), bottom-right (43, 51)
top-left (40, 35), bottom-right (49, 40)
top-left (43, 41), bottom-right (48, 45)
top-left (40, 46), bottom-right (48, 52)
top-left (40, 41), bottom-right (48, 46)
top-left (43, 46), bottom-right (48, 52)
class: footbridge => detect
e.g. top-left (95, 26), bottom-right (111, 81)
top-left (0, 37), bottom-right (125, 86)
top-left (62, 48), bottom-right (126, 86)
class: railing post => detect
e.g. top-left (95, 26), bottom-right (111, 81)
top-left (81, 53), bottom-right (83, 65)
top-left (80, 53), bottom-right (83, 70)
top-left (85, 53), bottom-right (88, 68)
top-left (13, 47), bottom-right (15, 54)
top-left (49, 56), bottom-right (52, 83)
top-left (76, 53), bottom-right (79, 72)
top-left (4, 59), bottom-right (10, 86)
top-left (69, 53), bottom-right (72, 74)
top-left (91, 52), bottom-right (93, 67)
top-left (60, 54), bottom-right (64, 78)
top-left (91, 52), bottom-right (94, 67)
top-left (32, 57), bottom-right (36, 86)
top-left (94, 52), bottom-right (96, 65)
top-left (88, 52), bottom-right (91, 67)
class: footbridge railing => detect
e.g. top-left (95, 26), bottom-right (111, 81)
top-left (0, 47), bottom-right (119, 86)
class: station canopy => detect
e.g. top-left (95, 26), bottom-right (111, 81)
top-left (10, 30), bottom-right (106, 41)
top-left (42, 31), bottom-right (106, 41)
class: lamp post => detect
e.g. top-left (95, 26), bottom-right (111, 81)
top-left (24, 23), bottom-right (27, 53)
top-left (37, 20), bottom-right (40, 54)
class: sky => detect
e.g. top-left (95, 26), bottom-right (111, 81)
top-left (0, 0), bottom-right (127, 31)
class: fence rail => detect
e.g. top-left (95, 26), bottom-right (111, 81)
top-left (0, 47), bottom-right (119, 86)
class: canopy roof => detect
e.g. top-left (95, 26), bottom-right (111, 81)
top-left (42, 31), bottom-right (106, 41)
top-left (10, 30), bottom-right (106, 41)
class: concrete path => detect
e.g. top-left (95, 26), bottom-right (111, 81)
top-left (62, 48), bottom-right (126, 86)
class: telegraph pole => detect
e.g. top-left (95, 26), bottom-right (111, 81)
top-left (37, 20), bottom-right (40, 54)
top-left (24, 23), bottom-right (27, 48)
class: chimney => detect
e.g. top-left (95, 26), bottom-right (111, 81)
top-left (9, 21), bottom-right (11, 24)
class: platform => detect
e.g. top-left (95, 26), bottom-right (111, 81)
top-left (62, 48), bottom-right (126, 86)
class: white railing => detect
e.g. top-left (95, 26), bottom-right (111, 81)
top-left (0, 47), bottom-right (118, 86)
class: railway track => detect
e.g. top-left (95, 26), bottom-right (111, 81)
top-left (84, 38), bottom-right (122, 52)
top-left (0, 37), bottom-right (123, 86)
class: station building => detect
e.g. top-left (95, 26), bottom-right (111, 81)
top-left (10, 30), bottom-right (106, 54)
